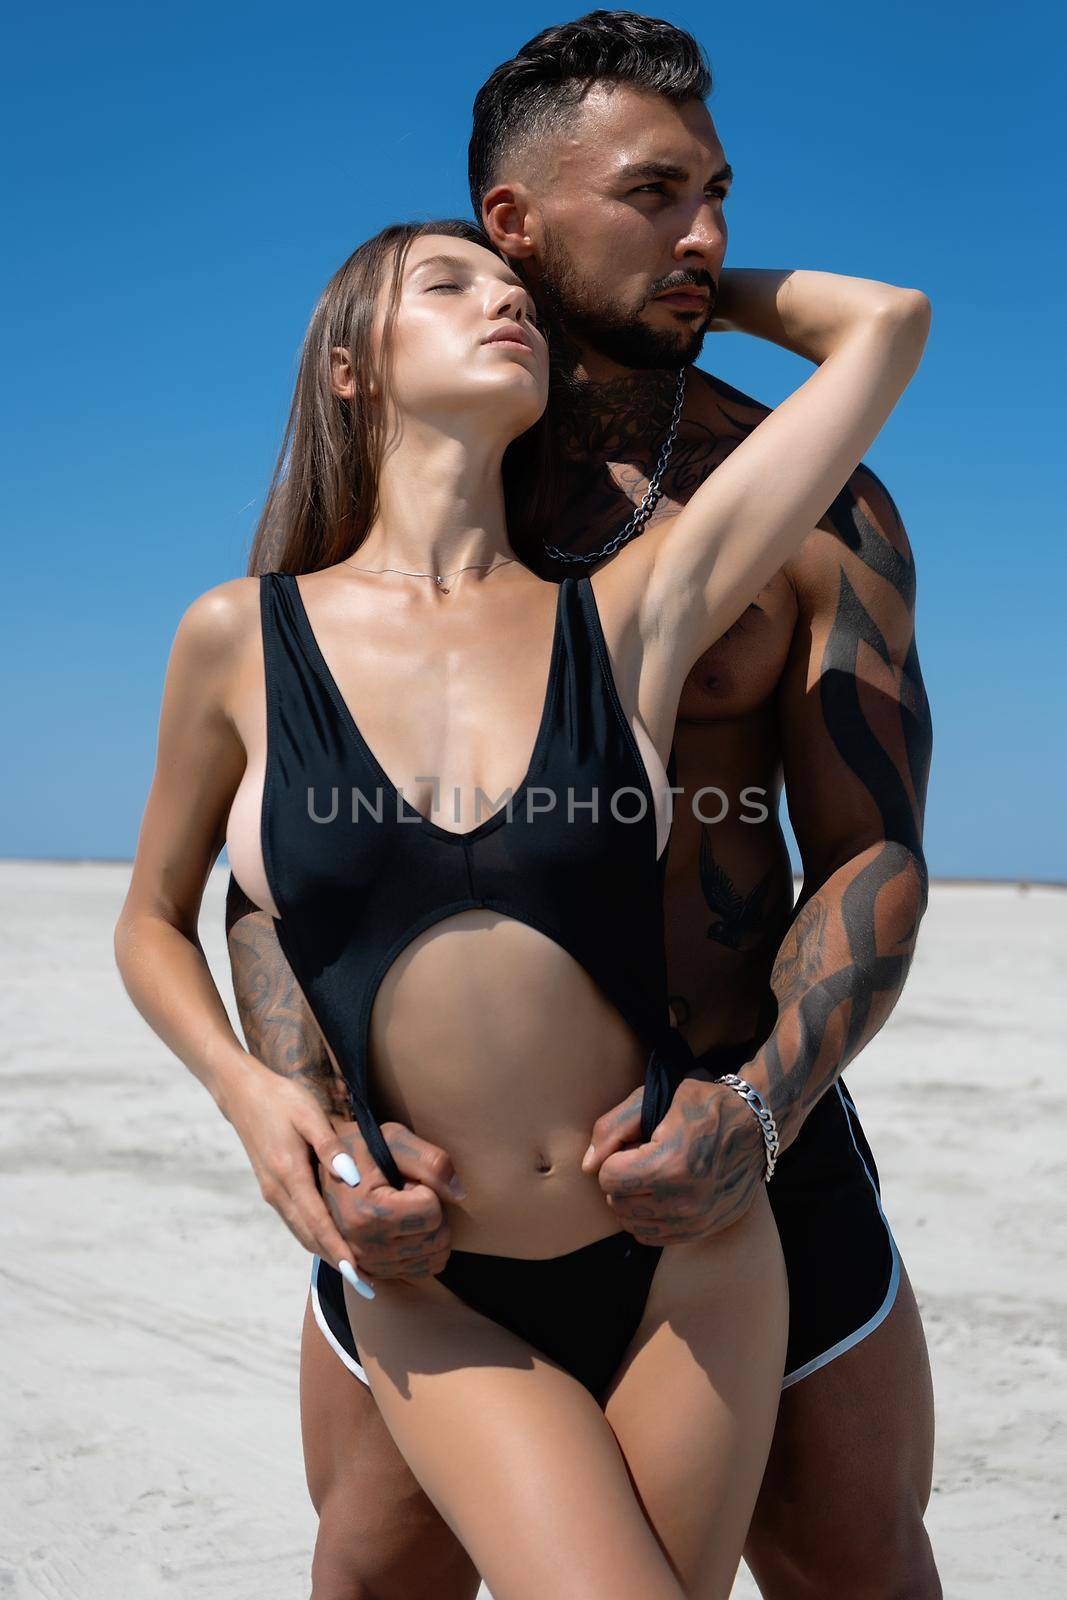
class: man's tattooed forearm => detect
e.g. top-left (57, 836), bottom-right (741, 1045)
top-left (762, 842), bottom-right (923, 1128)
top-left (225, 883), bottom-right (349, 1117)
top-left (770, 896), bottom-right (829, 1005)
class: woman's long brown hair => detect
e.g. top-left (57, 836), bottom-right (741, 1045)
top-left (244, 218), bottom-right (560, 579)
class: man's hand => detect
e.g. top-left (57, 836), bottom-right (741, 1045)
top-left (318, 1117), bottom-right (467, 1285)
top-left (580, 1075), bottom-right (766, 1245)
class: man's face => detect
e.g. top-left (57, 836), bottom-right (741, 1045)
top-left (513, 84), bottom-right (731, 372)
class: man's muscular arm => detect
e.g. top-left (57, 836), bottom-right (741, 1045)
top-left (584, 463), bottom-right (931, 1242)
top-left (744, 463), bottom-right (933, 1148)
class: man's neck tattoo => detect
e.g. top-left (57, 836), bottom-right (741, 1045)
top-left (549, 357), bottom-right (686, 463)
top-left (542, 366), bottom-right (688, 568)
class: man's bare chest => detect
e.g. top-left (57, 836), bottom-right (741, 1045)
top-left (676, 569), bottom-right (796, 722)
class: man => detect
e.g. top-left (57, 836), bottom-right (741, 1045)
top-left (226, 12), bottom-right (940, 1597)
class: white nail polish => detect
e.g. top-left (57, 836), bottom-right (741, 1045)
top-left (339, 1259), bottom-right (375, 1300)
top-left (331, 1152), bottom-right (360, 1187)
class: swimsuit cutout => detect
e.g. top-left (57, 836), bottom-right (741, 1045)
top-left (226, 570), bottom-right (695, 1189)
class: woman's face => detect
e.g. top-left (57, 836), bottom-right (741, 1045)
top-left (370, 235), bottom-right (549, 441)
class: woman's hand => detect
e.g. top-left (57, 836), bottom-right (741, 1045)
top-left (220, 1056), bottom-right (382, 1279)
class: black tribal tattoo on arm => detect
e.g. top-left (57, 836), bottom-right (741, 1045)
top-left (755, 470), bottom-right (933, 1141)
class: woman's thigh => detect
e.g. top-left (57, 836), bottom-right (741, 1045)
top-left (603, 1186), bottom-right (789, 1600)
top-left (299, 1293), bottom-right (480, 1600)
top-left (342, 1271), bottom-right (687, 1600)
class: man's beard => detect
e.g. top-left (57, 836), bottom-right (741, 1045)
top-left (537, 226), bottom-right (710, 372)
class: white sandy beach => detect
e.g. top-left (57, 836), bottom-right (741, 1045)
top-left (1, 862), bottom-right (1063, 1598)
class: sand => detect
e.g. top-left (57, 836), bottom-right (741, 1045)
top-left (1, 862), bottom-right (1064, 1598)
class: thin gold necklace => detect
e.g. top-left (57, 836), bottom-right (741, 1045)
top-left (342, 555), bottom-right (518, 595)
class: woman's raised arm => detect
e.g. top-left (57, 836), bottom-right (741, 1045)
top-left (636, 267), bottom-right (930, 675)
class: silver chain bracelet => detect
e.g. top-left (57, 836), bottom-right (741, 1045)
top-left (715, 1074), bottom-right (780, 1183)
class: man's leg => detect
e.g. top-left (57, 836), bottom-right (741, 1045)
top-left (743, 1258), bottom-right (939, 1599)
top-left (299, 1292), bottom-right (481, 1600)
top-left (683, 1049), bottom-right (940, 1598)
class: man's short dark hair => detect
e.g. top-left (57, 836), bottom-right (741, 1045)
top-left (468, 10), bottom-right (713, 223)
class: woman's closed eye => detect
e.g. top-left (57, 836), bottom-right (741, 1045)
top-left (428, 281), bottom-right (544, 333)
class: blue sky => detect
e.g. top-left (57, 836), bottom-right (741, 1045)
top-left (3, 1), bottom-right (1063, 880)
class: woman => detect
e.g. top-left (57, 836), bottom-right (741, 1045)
top-left (114, 217), bottom-right (929, 1599)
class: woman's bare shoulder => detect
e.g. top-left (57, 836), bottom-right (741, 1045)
top-left (171, 574), bottom-right (262, 670)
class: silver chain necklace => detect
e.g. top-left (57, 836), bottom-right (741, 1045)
top-left (342, 556), bottom-right (518, 595)
top-left (542, 365), bottom-right (688, 567)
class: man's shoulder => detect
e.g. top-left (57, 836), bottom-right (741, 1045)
top-left (689, 364), bottom-right (771, 437)
top-left (785, 458), bottom-right (917, 623)
top-left (689, 363), bottom-right (914, 585)
top-left (692, 367), bottom-right (906, 527)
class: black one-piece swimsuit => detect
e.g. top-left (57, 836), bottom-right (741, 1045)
top-left (257, 569), bottom-right (695, 1399)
